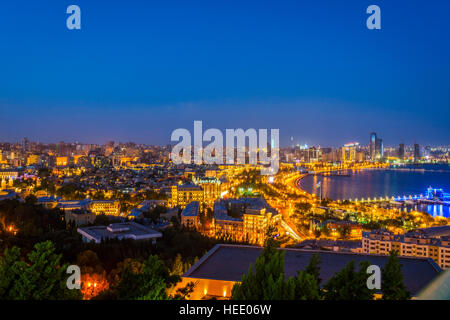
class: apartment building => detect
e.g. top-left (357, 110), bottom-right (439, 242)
top-left (169, 184), bottom-right (204, 209)
top-left (212, 198), bottom-right (280, 246)
top-left (362, 229), bottom-right (450, 269)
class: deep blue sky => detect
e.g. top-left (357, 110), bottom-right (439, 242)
top-left (0, 0), bottom-right (449, 147)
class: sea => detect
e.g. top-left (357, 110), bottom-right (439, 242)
top-left (298, 164), bottom-right (450, 218)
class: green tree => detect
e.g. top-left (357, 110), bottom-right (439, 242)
top-left (381, 251), bottom-right (411, 300)
top-left (294, 270), bottom-right (321, 300)
top-left (0, 241), bottom-right (81, 300)
top-left (0, 247), bottom-right (23, 299)
top-left (305, 253), bottom-right (322, 287)
top-left (170, 254), bottom-right (185, 276)
top-left (76, 250), bottom-right (105, 274)
top-left (143, 205), bottom-right (167, 223)
top-left (114, 255), bottom-right (179, 300)
top-left (108, 258), bottom-right (145, 288)
top-left (231, 228), bottom-right (295, 300)
top-left (292, 253), bottom-right (322, 300)
top-left (322, 260), bottom-right (375, 300)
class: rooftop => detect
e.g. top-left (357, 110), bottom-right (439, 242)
top-left (213, 197), bottom-right (279, 222)
top-left (183, 244), bottom-right (442, 296)
top-left (363, 229), bottom-right (450, 247)
top-left (77, 221), bottom-right (162, 243)
top-left (412, 225), bottom-right (450, 238)
top-left (181, 201), bottom-right (200, 217)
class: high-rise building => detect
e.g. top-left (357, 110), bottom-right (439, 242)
top-left (22, 138), bottom-right (29, 152)
top-left (369, 132), bottom-right (383, 160)
top-left (398, 143), bottom-right (405, 160)
top-left (369, 132), bottom-right (377, 160)
top-left (414, 143), bottom-right (421, 162)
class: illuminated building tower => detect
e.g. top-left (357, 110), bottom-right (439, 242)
top-left (370, 132), bottom-right (383, 160)
top-left (370, 132), bottom-right (377, 160)
top-left (22, 138), bottom-right (29, 152)
top-left (398, 143), bottom-right (405, 160)
top-left (375, 138), bottom-right (384, 159)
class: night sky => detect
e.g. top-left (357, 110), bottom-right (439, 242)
top-left (0, 0), bottom-right (449, 147)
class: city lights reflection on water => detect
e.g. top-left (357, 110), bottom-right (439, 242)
top-left (300, 165), bottom-right (450, 218)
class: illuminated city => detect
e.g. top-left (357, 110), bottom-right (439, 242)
top-left (0, 0), bottom-right (449, 312)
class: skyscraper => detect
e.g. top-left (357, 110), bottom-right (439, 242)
top-left (414, 143), bottom-right (420, 162)
top-left (376, 138), bottom-right (384, 159)
top-left (398, 143), bottom-right (405, 160)
top-left (370, 132), bottom-right (377, 160)
top-left (369, 132), bottom-right (383, 160)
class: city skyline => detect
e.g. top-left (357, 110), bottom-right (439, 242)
top-left (0, 134), bottom-right (448, 149)
top-left (1, 0), bottom-right (449, 146)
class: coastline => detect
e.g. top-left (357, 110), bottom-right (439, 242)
top-left (293, 174), bottom-right (311, 197)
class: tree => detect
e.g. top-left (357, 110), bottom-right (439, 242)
top-left (76, 250), bottom-right (104, 274)
top-left (93, 214), bottom-right (110, 226)
top-left (25, 194), bottom-right (37, 205)
top-left (76, 250), bottom-right (108, 300)
top-left (0, 247), bottom-right (22, 299)
top-left (80, 273), bottom-right (109, 300)
top-left (322, 260), bottom-right (375, 300)
top-left (313, 228), bottom-right (321, 238)
top-left (143, 205), bottom-right (167, 223)
top-left (170, 254), bottom-right (185, 276)
top-left (338, 225), bottom-right (351, 239)
top-left (114, 255), bottom-right (179, 300)
top-left (381, 251), bottom-right (410, 300)
top-left (294, 270), bottom-right (321, 300)
top-left (108, 258), bottom-right (145, 288)
top-left (0, 241), bottom-right (81, 300)
top-left (37, 168), bottom-right (51, 179)
top-left (292, 253), bottom-right (322, 300)
top-left (172, 281), bottom-right (195, 300)
top-left (305, 253), bottom-right (321, 288)
top-left (321, 224), bottom-right (331, 237)
top-left (295, 202), bottom-right (312, 214)
top-left (231, 228), bottom-right (295, 300)
top-left (92, 190), bottom-right (106, 200)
